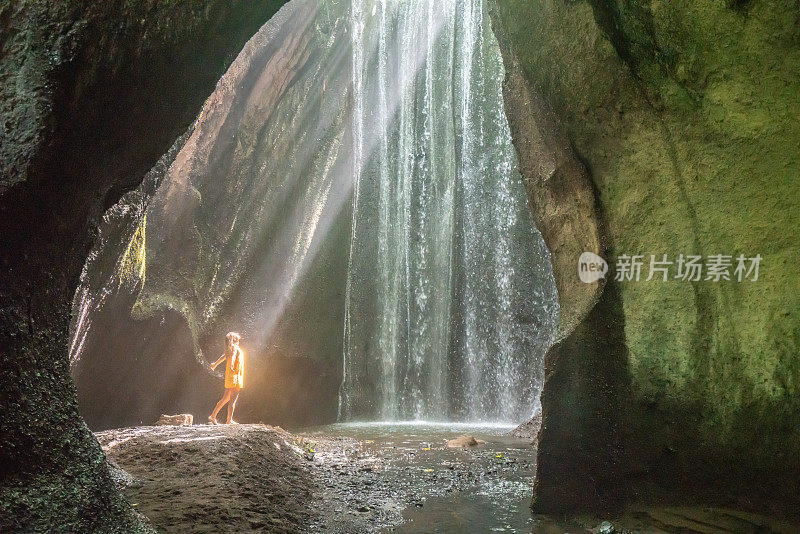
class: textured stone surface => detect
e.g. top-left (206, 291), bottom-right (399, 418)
top-left (156, 414), bottom-right (193, 426)
top-left (493, 0), bottom-right (800, 518)
top-left (446, 435), bottom-right (486, 448)
top-left (96, 425), bottom-right (315, 532)
top-left (0, 1), bottom-right (288, 530)
top-left (489, 10), bottom-right (603, 337)
top-left (508, 410), bottom-right (542, 441)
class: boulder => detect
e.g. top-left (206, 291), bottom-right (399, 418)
top-left (446, 435), bottom-right (485, 448)
top-left (510, 411), bottom-right (542, 440)
top-left (156, 414), bottom-right (193, 426)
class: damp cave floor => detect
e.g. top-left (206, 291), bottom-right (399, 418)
top-left (97, 424), bottom-right (799, 533)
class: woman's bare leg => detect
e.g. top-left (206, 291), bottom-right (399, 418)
top-left (226, 388), bottom-right (241, 424)
top-left (209, 389), bottom-right (232, 424)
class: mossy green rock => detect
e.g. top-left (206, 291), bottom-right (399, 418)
top-left (495, 0), bottom-right (800, 514)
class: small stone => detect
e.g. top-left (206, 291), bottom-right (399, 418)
top-left (592, 520), bottom-right (615, 534)
top-left (446, 435), bottom-right (485, 448)
top-left (155, 414), bottom-right (192, 426)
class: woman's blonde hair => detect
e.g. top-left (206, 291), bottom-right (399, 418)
top-left (226, 332), bottom-right (241, 344)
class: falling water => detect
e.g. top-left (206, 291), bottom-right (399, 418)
top-left (339, 0), bottom-right (558, 423)
top-left (69, 0), bottom-right (557, 427)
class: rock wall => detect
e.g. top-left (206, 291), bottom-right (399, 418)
top-left (0, 1), bottom-right (288, 530)
top-left (3, 0), bottom-right (799, 527)
top-left (493, 0), bottom-right (800, 517)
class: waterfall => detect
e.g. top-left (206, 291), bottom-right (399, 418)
top-left (339, 0), bottom-right (558, 423)
top-left (69, 0), bottom-right (558, 427)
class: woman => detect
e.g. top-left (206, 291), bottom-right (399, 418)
top-left (208, 332), bottom-right (244, 424)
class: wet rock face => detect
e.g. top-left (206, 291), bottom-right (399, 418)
top-left (493, 0), bottom-right (800, 518)
top-left (0, 1), bottom-right (288, 530)
top-left (487, 14), bottom-right (603, 338)
top-left (508, 410), bottom-right (541, 441)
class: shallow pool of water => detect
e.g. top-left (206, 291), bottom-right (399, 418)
top-left (301, 422), bottom-right (543, 532)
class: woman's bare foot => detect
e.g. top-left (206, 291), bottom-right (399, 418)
top-left (227, 420), bottom-right (239, 425)
top-left (208, 415), bottom-right (218, 425)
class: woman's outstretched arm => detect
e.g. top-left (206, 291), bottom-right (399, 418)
top-left (210, 354), bottom-right (226, 370)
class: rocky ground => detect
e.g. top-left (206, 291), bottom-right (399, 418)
top-left (97, 425), bottom-right (316, 532)
top-left (304, 425), bottom-right (538, 532)
top-left (98, 423), bottom-right (540, 533)
top-left (98, 424), bottom-right (800, 533)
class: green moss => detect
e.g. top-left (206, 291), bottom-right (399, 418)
top-left (118, 214), bottom-right (147, 288)
top-left (497, 0), bottom-right (800, 446)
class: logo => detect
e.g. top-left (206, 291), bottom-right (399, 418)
top-left (578, 252), bottom-right (608, 283)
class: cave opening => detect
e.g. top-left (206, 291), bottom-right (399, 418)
top-left (7, 0), bottom-right (800, 530)
top-left (68, 0), bottom-right (558, 432)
